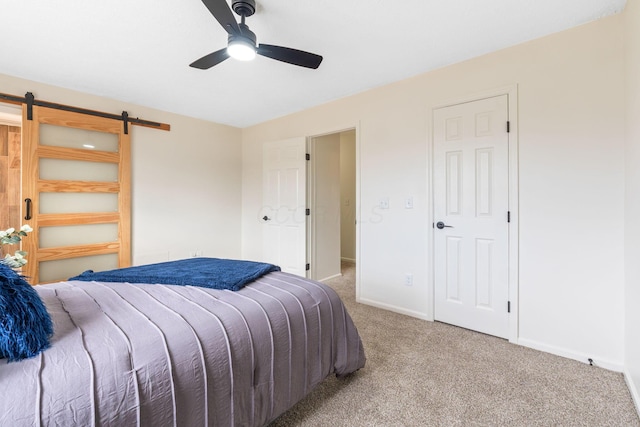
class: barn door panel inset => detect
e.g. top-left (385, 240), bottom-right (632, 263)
top-left (21, 105), bottom-right (130, 284)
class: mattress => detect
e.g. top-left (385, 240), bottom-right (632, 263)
top-left (0, 271), bottom-right (365, 426)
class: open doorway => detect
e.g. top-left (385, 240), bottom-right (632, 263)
top-left (0, 104), bottom-right (22, 231)
top-left (307, 128), bottom-right (356, 282)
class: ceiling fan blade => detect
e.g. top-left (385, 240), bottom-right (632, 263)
top-left (201, 0), bottom-right (241, 35)
top-left (190, 48), bottom-right (230, 69)
top-left (257, 44), bottom-right (323, 69)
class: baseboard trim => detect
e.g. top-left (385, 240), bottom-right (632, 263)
top-left (357, 297), bottom-right (430, 321)
top-left (340, 257), bottom-right (356, 264)
top-left (517, 338), bottom-right (623, 372)
top-left (318, 273), bottom-right (342, 282)
top-left (625, 369), bottom-right (640, 418)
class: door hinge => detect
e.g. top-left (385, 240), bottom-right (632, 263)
top-left (306, 153), bottom-right (310, 161)
top-left (507, 211), bottom-right (511, 223)
top-left (306, 208), bottom-right (310, 216)
top-left (306, 263), bottom-right (310, 271)
top-left (507, 121), bottom-right (510, 133)
top-left (508, 301), bottom-right (511, 313)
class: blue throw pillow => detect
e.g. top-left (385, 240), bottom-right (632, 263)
top-left (0, 262), bottom-right (53, 362)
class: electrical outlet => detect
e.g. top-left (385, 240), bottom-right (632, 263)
top-left (379, 197), bottom-right (389, 209)
top-left (404, 273), bottom-right (413, 286)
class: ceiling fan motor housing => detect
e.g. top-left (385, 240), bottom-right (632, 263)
top-left (229, 23), bottom-right (257, 47)
top-left (232, 0), bottom-right (255, 17)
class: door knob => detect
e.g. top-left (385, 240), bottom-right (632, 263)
top-left (436, 221), bottom-right (453, 229)
top-left (262, 216), bottom-right (271, 221)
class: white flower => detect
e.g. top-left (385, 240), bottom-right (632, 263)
top-left (1, 225), bottom-right (32, 269)
top-left (3, 252), bottom-right (27, 268)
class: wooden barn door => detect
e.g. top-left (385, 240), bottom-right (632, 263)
top-left (21, 105), bottom-right (131, 284)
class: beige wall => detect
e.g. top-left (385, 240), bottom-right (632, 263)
top-left (340, 130), bottom-right (356, 262)
top-left (624, 0), bottom-right (640, 410)
top-left (242, 15), bottom-right (626, 368)
top-left (0, 72), bottom-right (243, 264)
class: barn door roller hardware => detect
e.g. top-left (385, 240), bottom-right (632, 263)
top-left (0, 91), bottom-right (171, 134)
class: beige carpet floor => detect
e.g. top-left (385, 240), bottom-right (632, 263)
top-left (270, 262), bottom-right (640, 426)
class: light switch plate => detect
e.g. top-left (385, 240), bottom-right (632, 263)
top-left (405, 196), bottom-right (414, 209)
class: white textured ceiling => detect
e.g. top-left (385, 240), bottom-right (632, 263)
top-left (0, 0), bottom-right (627, 128)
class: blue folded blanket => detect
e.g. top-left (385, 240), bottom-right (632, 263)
top-left (68, 257), bottom-right (281, 291)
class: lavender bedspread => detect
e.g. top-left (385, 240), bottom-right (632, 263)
top-left (0, 271), bottom-right (366, 426)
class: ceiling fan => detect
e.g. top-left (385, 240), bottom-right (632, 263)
top-left (190, 0), bottom-right (323, 70)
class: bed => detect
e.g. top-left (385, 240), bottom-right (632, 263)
top-left (0, 258), bottom-right (366, 426)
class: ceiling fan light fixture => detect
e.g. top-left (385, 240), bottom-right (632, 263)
top-left (227, 38), bottom-right (256, 61)
top-left (189, 0), bottom-right (322, 70)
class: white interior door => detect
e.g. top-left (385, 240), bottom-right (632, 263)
top-left (262, 137), bottom-right (307, 276)
top-left (433, 95), bottom-right (510, 338)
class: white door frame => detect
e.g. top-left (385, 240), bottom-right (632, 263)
top-left (306, 124), bottom-right (361, 295)
top-left (428, 85), bottom-right (519, 343)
